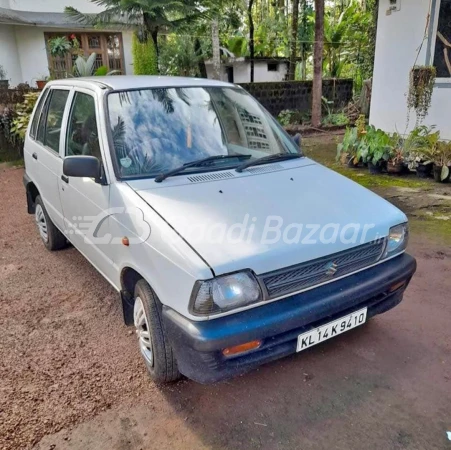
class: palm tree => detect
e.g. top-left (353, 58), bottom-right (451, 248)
top-left (65, 0), bottom-right (203, 67)
top-left (247, 0), bottom-right (255, 82)
top-left (311, 0), bottom-right (324, 127)
top-left (288, 0), bottom-right (300, 80)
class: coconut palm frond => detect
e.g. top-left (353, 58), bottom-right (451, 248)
top-left (112, 117), bottom-right (126, 153)
top-left (65, 5), bottom-right (139, 29)
top-left (174, 88), bottom-right (190, 106)
top-left (151, 89), bottom-right (174, 114)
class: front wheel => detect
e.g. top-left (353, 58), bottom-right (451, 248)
top-left (133, 279), bottom-right (181, 383)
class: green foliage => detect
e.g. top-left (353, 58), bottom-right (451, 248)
top-left (10, 92), bottom-right (40, 141)
top-left (277, 109), bottom-right (303, 126)
top-left (65, 1), bottom-right (205, 68)
top-left (48, 36), bottom-right (72, 58)
top-left (1, 107), bottom-right (19, 148)
top-left (94, 65), bottom-right (109, 76)
top-left (0, 65), bottom-right (6, 80)
top-left (226, 36), bottom-right (248, 58)
top-left (407, 66), bottom-right (436, 124)
top-left (336, 126), bottom-right (359, 162)
top-left (132, 34), bottom-right (158, 75)
top-left (322, 112), bottom-right (349, 126)
top-left (357, 126), bottom-right (392, 165)
top-left (355, 114), bottom-right (366, 135)
top-left (159, 35), bottom-right (200, 76)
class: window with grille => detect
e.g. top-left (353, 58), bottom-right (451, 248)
top-left (45, 33), bottom-right (125, 78)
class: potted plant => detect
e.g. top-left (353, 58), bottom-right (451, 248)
top-left (0, 65), bottom-right (9, 89)
top-left (407, 66), bottom-right (436, 125)
top-left (358, 126), bottom-right (391, 174)
top-left (35, 74), bottom-right (50, 90)
top-left (429, 142), bottom-right (451, 183)
top-left (48, 36), bottom-right (72, 59)
top-left (336, 127), bottom-right (360, 168)
top-left (404, 126), bottom-right (438, 177)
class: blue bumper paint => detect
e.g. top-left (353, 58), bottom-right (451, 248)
top-left (163, 253), bottom-right (417, 384)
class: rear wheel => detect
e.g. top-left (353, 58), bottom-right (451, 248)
top-left (133, 279), bottom-right (181, 383)
top-left (35, 196), bottom-right (67, 251)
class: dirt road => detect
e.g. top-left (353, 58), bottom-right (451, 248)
top-left (1, 166), bottom-right (450, 450)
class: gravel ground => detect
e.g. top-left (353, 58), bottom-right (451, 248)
top-left (1, 166), bottom-right (450, 450)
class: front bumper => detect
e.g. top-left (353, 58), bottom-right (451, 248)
top-left (163, 253), bottom-right (417, 384)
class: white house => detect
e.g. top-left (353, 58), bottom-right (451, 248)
top-left (371, 0), bottom-right (451, 139)
top-left (205, 57), bottom-right (290, 84)
top-left (0, 0), bottom-right (134, 86)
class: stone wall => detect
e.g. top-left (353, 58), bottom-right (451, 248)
top-left (239, 79), bottom-right (353, 117)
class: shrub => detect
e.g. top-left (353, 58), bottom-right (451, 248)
top-left (277, 110), bottom-right (303, 126)
top-left (132, 33), bottom-right (158, 75)
top-left (10, 92), bottom-right (40, 141)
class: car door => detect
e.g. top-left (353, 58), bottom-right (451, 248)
top-left (59, 89), bottom-right (115, 283)
top-left (25, 88), bottom-right (71, 232)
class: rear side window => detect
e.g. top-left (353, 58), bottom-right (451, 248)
top-left (30, 90), bottom-right (49, 139)
top-left (37, 89), bottom-right (69, 154)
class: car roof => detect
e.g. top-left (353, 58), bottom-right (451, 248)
top-left (48, 75), bottom-right (235, 91)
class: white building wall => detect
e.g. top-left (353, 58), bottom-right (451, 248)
top-left (205, 61), bottom-right (288, 83)
top-left (370, 0), bottom-right (451, 139)
top-left (233, 61), bottom-right (288, 83)
top-left (14, 26), bottom-right (49, 84)
top-left (7, 0), bottom-right (103, 13)
top-left (0, 25), bottom-right (22, 85)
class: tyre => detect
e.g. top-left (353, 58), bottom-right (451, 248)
top-left (133, 279), bottom-right (181, 383)
top-left (35, 195), bottom-right (67, 251)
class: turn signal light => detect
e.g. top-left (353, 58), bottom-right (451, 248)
top-left (389, 280), bottom-right (406, 292)
top-left (223, 340), bottom-right (262, 357)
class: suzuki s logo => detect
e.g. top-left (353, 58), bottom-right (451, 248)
top-left (325, 262), bottom-right (338, 276)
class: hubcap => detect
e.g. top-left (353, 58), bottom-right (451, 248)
top-left (35, 204), bottom-right (48, 243)
top-left (134, 297), bottom-right (153, 367)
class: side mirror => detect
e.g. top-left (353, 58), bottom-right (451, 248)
top-left (63, 156), bottom-right (101, 182)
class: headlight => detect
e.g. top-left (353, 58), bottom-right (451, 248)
top-left (385, 223), bottom-right (409, 257)
top-left (190, 271), bottom-right (263, 316)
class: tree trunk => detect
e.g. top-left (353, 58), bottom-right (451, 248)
top-left (194, 38), bottom-right (208, 78)
top-left (300, 0), bottom-right (307, 79)
top-left (211, 20), bottom-right (221, 80)
top-left (151, 28), bottom-right (159, 62)
top-left (248, 0), bottom-right (255, 82)
top-left (288, 0), bottom-right (300, 80)
top-left (311, 0), bottom-right (324, 127)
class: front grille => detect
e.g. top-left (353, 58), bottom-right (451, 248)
top-left (260, 239), bottom-right (386, 299)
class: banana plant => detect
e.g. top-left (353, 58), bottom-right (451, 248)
top-left (72, 53), bottom-right (120, 77)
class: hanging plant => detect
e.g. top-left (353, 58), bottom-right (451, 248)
top-left (407, 66), bottom-right (436, 124)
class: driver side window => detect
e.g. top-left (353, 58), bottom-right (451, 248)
top-left (66, 92), bottom-right (102, 161)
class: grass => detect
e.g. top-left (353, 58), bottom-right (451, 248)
top-left (0, 158), bottom-right (24, 168)
top-left (332, 166), bottom-right (432, 189)
top-left (410, 217), bottom-right (451, 244)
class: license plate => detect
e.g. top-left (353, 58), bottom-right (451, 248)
top-left (296, 308), bottom-right (367, 352)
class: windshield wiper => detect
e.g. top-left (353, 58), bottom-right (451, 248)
top-left (235, 152), bottom-right (302, 173)
top-left (154, 154), bottom-right (252, 183)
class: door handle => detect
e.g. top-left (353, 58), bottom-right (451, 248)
top-left (61, 175), bottom-right (69, 184)
top-left (32, 152), bottom-right (38, 160)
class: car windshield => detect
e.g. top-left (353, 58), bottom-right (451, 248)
top-left (107, 86), bottom-right (300, 179)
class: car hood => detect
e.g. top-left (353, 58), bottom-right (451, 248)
top-left (128, 160), bottom-right (407, 276)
